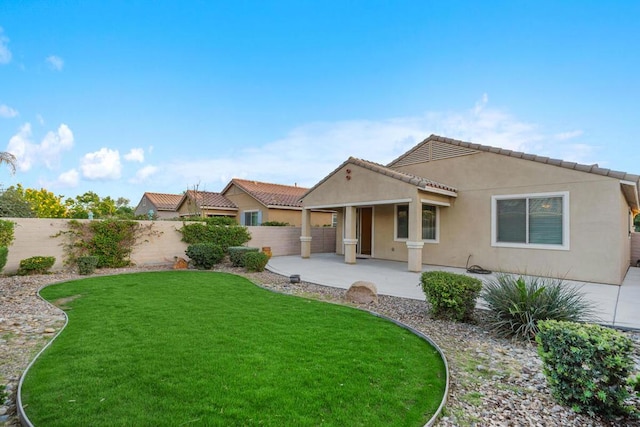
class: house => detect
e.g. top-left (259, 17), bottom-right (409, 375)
top-left (175, 190), bottom-right (238, 218)
top-left (221, 178), bottom-right (334, 227)
top-left (134, 192), bottom-right (184, 219)
top-left (300, 135), bottom-right (640, 285)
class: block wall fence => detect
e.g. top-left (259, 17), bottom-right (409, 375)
top-left (2, 218), bottom-right (336, 274)
top-left (632, 232), bottom-right (640, 267)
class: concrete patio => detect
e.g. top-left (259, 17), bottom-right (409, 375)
top-left (267, 253), bottom-right (640, 330)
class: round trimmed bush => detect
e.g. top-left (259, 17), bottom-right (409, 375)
top-left (185, 243), bottom-right (225, 270)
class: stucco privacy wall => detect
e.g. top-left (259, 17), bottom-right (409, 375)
top-left (632, 232), bottom-right (640, 266)
top-left (2, 219), bottom-right (335, 274)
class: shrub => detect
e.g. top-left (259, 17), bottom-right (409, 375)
top-left (261, 221), bottom-right (290, 226)
top-left (537, 320), bottom-right (635, 417)
top-left (0, 246), bottom-right (8, 273)
top-left (185, 243), bottom-right (225, 269)
top-left (228, 246), bottom-right (259, 267)
top-left (180, 222), bottom-right (251, 251)
top-left (481, 274), bottom-right (596, 341)
top-left (629, 374), bottom-right (640, 397)
top-left (77, 256), bottom-right (99, 275)
top-left (419, 271), bottom-right (482, 321)
top-left (244, 251), bottom-right (269, 272)
top-left (17, 256), bottom-right (56, 275)
top-left (0, 219), bottom-right (15, 247)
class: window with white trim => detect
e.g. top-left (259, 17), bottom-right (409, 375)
top-left (492, 192), bottom-right (569, 249)
top-left (242, 210), bottom-right (261, 226)
top-left (422, 205), bottom-right (438, 241)
top-left (395, 205), bottom-right (409, 240)
top-left (395, 204), bottom-right (439, 242)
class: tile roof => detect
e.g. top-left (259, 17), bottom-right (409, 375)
top-left (391, 134), bottom-right (640, 183)
top-left (229, 179), bottom-right (308, 208)
top-left (184, 190), bottom-right (236, 209)
top-left (143, 192), bottom-right (184, 211)
top-left (349, 157), bottom-right (458, 193)
top-left (301, 157), bottom-right (457, 200)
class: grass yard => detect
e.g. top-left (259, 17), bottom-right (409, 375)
top-left (21, 271), bottom-right (446, 426)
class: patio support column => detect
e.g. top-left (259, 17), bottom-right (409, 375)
top-left (343, 206), bottom-right (357, 264)
top-left (300, 208), bottom-right (312, 258)
top-left (406, 200), bottom-right (424, 272)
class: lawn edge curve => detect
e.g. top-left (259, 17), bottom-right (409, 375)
top-left (17, 271), bottom-right (450, 427)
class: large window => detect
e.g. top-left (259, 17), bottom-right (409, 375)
top-left (242, 210), bottom-right (261, 226)
top-left (395, 204), bottom-right (439, 241)
top-left (492, 192), bottom-right (569, 249)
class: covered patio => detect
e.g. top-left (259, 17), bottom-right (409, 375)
top-left (267, 253), bottom-right (640, 330)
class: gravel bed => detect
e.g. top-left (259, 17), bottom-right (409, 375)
top-left (1, 265), bottom-right (639, 426)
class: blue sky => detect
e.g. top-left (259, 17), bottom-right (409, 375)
top-left (1, 1), bottom-right (639, 206)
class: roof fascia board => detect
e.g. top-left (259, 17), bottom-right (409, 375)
top-left (305, 198), bottom-right (413, 210)
top-left (620, 180), bottom-right (640, 213)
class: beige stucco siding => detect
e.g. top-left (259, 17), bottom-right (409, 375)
top-left (304, 163), bottom-right (424, 207)
top-left (392, 152), bottom-right (630, 284)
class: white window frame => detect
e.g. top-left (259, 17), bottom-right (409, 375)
top-left (394, 204), bottom-right (409, 241)
top-left (491, 191), bottom-right (570, 250)
top-left (422, 204), bottom-right (439, 244)
top-left (394, 204), bottom-right (440, 243)
top-left (243, 210), bottom-right (260, 226)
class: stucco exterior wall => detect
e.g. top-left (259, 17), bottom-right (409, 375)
top-left (309, 152), bottom-right (635, 285)
top-left (391, 152), bottom-right (629, 284)
top-left (1, 219), bottom-right (335, 274)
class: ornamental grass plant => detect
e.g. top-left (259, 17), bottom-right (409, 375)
top-left (481, 274), bottom-right (597, 341)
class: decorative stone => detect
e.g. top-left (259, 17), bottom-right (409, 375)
top-left (289, 274), bottom-right (300, 283)
top-left (173, 257), bottom-right (188, 269)
top-left (43, 328), bottom-right (55, 334)
top-left (345, 281), bottom-right (378, 304)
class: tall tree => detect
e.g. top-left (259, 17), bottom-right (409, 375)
top-left (24, 188), bottom-right (67, 218)
top-left (0, 185), bottom-right (34, 217)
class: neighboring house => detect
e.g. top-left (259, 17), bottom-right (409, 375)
top-left (175, 190), bottom-right (238, 218)
top-left (134, 192), bottom-right (183, 219)
top-left (300, 135), bottom-right (640, 285)
top-left (221, 178), bottom-right (334, 227)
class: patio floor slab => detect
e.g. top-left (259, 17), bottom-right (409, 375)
top-left (267, 253), bottom-right (640, 330)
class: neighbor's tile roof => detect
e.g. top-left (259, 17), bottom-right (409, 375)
top-left (184, 190), bottom-right (236, 209)
top-left (144, 192), bottom-right (184, 211)
top-left (230, 179), bottom-right (308, 208)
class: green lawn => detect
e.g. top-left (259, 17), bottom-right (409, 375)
top-left (21, 271), bottom-right (446, 426)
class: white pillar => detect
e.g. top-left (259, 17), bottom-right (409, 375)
top-left (300, 208), bottom-right (312, 258)
top-left (344, 206), bottom-right (357, 264)
top-left (406, 200), bottom-right (423, 272)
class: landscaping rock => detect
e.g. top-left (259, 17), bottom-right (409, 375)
top-left (345, 281), bottom-right (378, 304)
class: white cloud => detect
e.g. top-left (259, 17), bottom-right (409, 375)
top-left (152, 95), bottom-right (601, 191)
top-left (57, 169), bottom-right (80, 187)
top-left (124, 148), bottom-right (144, 162)
top-left (6, 123), bottom-right (75, 172)
top-left (554, 130), bottom-right (584, 141)
top-left (0, 104), bottom-right (18, 118)
top-left (80, 148), bottom-right (122, 180)
top-left (46, 55), bottom-right (64, 71)
top-left (0, 27), bottom-right (11, 64)
top-left (130, 165), bottom-right (158, 183)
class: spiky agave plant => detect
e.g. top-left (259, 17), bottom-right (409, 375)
top-left (481, 274), bottom-right (597, 340)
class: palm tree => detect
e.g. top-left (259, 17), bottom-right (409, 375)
top-left (0, 152), bottom-right (16, 174)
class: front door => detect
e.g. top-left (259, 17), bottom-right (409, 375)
top-left (356, 207), bottom-right (373, 257)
